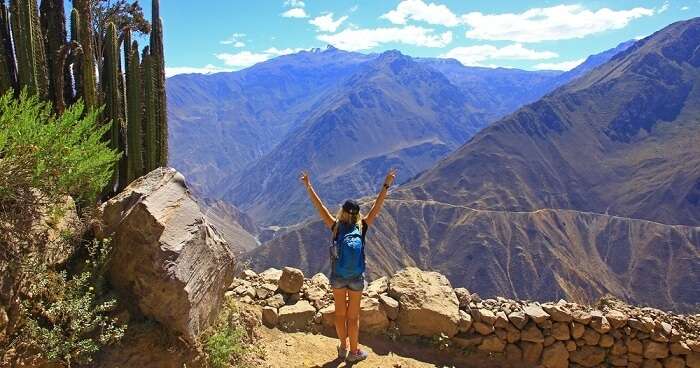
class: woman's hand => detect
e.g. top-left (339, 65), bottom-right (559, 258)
top-left (300, 170), bottom-right (310, 187)
top-left (383, 168), bottom-right (397, 187)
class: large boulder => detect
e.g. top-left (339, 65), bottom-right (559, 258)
top-left (98, 167), bottom-right (235, 343)
top-left (278, 267), bottom-right (304, 294)
top-left (278, 300), bottom-right (316, 331)
top-left (360, 297), bottom-right (390, 334)
top-left (388, 267), bottom-right (460, 337)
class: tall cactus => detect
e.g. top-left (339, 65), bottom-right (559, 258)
top-left (0, 1), bottom-right (16, 94)
top-left (103, 22), bottom-right (123, 192)
top-left (69, 8), bottom-right (82, 104)
top-left (11, 0), bottom-right (37, 96)
top-left (126, 39), bottom-right (143, 183)
top-left (141, 45), bottom-right (157, 172)
top-left (72, 0), bottom-right (96, 109)
top-left (29, 0), bottom-right (48, 99)
top-left (40, 0), bottom-right (70, 111)
top-left (150, 0), bottom-right (167, 167)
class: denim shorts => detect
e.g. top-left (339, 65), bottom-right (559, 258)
top-left (329, 272), bottom-right (367, 291)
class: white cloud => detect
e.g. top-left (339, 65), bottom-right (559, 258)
top-left (534, 59), bottom-right (585, 71)
top-left (165, 64), bottom-right (233, 77)
top-left (440, 44), bottom-right (558, 67)
top-left (349, 5), bottom-right (358, 13)
top-left (284, 0), bottom-right (305, 7)
top-left (233, 41), bottom-right (245, 48)
top-left (220, 33), bottom-right (246, 45)
top-left (681, 6), bottom-right (690, 10)
top-left (381, 0), bottom-right (460, 27)
top-left (462, 5), bottom-right (655, 42)
top-left (318, 25), bottom-right (452, 51)
top-left (215, 48), bottom-right (306, 69)
top-left (309, 13), bottom-right (349, 32)
top-left (658, 1), bottom-right (670, 13)
top-left (282, 8), bottom-right (308, 18)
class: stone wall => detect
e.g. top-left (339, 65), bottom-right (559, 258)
top-left (228, 266), bottom-right (700, 368)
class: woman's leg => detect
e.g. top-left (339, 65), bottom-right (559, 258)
top-left (333, 288), bottom-right (349, 348)
top-left (346, 290), bottom-right (363, 352)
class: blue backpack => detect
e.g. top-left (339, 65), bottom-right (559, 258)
top-left (330, 219), bottom-right (368, 279)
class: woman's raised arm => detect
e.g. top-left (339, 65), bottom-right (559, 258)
top-left (364, 168), bottom-right (397, 226)
top-left (300, 170), bottom-right (335, 229)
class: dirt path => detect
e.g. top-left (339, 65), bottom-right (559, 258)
top-left (256, 327), bottom-right (518, 368)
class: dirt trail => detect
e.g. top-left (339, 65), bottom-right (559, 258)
top-left (257, 327), bottom-right (519, 368)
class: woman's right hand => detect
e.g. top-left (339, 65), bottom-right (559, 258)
top-left (300, 170), bottom-right (310, 187)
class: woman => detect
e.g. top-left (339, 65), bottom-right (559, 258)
top-left (299, 168), bottom-right (397, 363)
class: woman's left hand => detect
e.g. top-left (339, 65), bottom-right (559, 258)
top-left (384, 168), bottom-right (397, 187)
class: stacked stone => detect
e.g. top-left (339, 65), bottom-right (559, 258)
top-left (227, 267), bottom-right (700, 368)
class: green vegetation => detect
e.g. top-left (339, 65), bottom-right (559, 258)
top-left (0, 90), bottom-right (118, 207)
top-left (202, 300), bottom-right (259, 368)
top-left (17, 238), bottom-right (125, 366)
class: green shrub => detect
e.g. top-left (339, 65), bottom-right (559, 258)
top-left (0, 89), bottom-right (119, 208)
top-left (202, 300), bottom-right (256, 368)
top-left (15, 238), bottom-right (125, 366)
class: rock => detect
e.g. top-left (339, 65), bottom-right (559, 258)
top-left (360, 298), bottom-right (389, 334)
top-left (612, 339), bottom-right (628, 355)
top-left (521, 322), bottom-right (545, 343)
top-left (544, 335), bottom-right (556, 347)
top-left (42, 195), bottom-right (80, 265)
top-left (508, 311), bottom-right (528, 329)
top-left (590, 311), bottom-right (611, 334)
top-left (458, 310), bottom-right (473, 333)
top-left (571, 322), bottom-right (585, 339)
top-left (310, 273), bottom-right (330, 290)
top-left (495, 311), bottom-right (509, 329)
top-left (572, 310), bottom-right (592, 325)
top-left (524, 304), bottom-right (550, 324)
top-left (645, 341), bottom-right (670, 359)
top-left (388, 267), bottom-right (459, 337)
top-left (610, 355), bottom-right (628, 366)
top-left (670, 341), bottom-right (691, 355)
top-left (542, 341), bottom-right (569, 368)
top-left (99, 167), bottom-right (235, 343)
top-left (583, 328), bottom-right (600, 345)
top-left (542, 304), bottom-right (573, 322)
top-left (479, 335), bottom-right (506, 352)
top-left (570, 346), bottom-right (606, 367)
top-left (663, 356), bottom-right (686, 368)
top-left (644, 360), bottom-right (663, 368)
top-left (234, 284), bottom-right (255, 298)
top-left (266, 294), bottom-right (285, 309)
top-left (628, 338), bottom-right (644, 355)
top-left (304, 283), bottom-right (328, 310)
top-left (521, 341), bottom-right (543, 364)
top-left (260, 268), bottom-right (283, 285)
top-left (255, 285), bottom-right (273, 299)
top-left (565, 340), bottom-right (577, 352)
top-left (366, 277), bottom-right (388, 297)
top-left (262, 306), bottom-right (278, 327)
top-left (242, 269), bottom-right (257, 280)
top-left (688, 341), bottom-right (700, 353)
top-left (379, 294), bottom-right (399, 320)
top-left (551, 322), bottom-right (570, 340)
top-left (320, 305), bottom-right (335, 329)
top-left (506, 326), bottom-right (521, 343)
top-left (687, 352), bottom-right (700, 368)
top-left (454, 287), bottom-right (471, 308)
top-left (478, 309), bottom-right (497, 325)
top-left (506, 343), bottom-right (523, 361)
top-left (0, 306), bottom-right (8, 330)
top-left (278, 267), bottom-right (304, 294)
top-left (599, 334), bottom-right (614, 348)
top-left (474, 321), bottom-right (495, 335)
top-left (606, 310), bottom-right (629, 329)
top-left (452, 335), bottom-right (482, 348)
top-left (278, 300), bottom-right (316, 331)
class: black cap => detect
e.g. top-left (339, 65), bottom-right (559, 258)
top-left (342, 199), bottom-right (360, 215)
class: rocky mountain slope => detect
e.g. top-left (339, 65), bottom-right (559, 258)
top-left (167, 42), bottom-right (631, 218)
top-left (248, 18), bottom-right (700, 312)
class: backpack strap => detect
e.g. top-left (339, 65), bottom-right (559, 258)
top-left (360, 218), bottom-right (368, 243)
top-left (331, 219), bottom-right (339, 242)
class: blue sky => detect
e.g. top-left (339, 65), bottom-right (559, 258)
top-left (154, 0), bottom-right (699, 76)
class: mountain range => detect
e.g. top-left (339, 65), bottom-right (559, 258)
top-left (247, 18), bottom-right (700, 312)
top-left (168, 41), bottom-right (634, 227)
